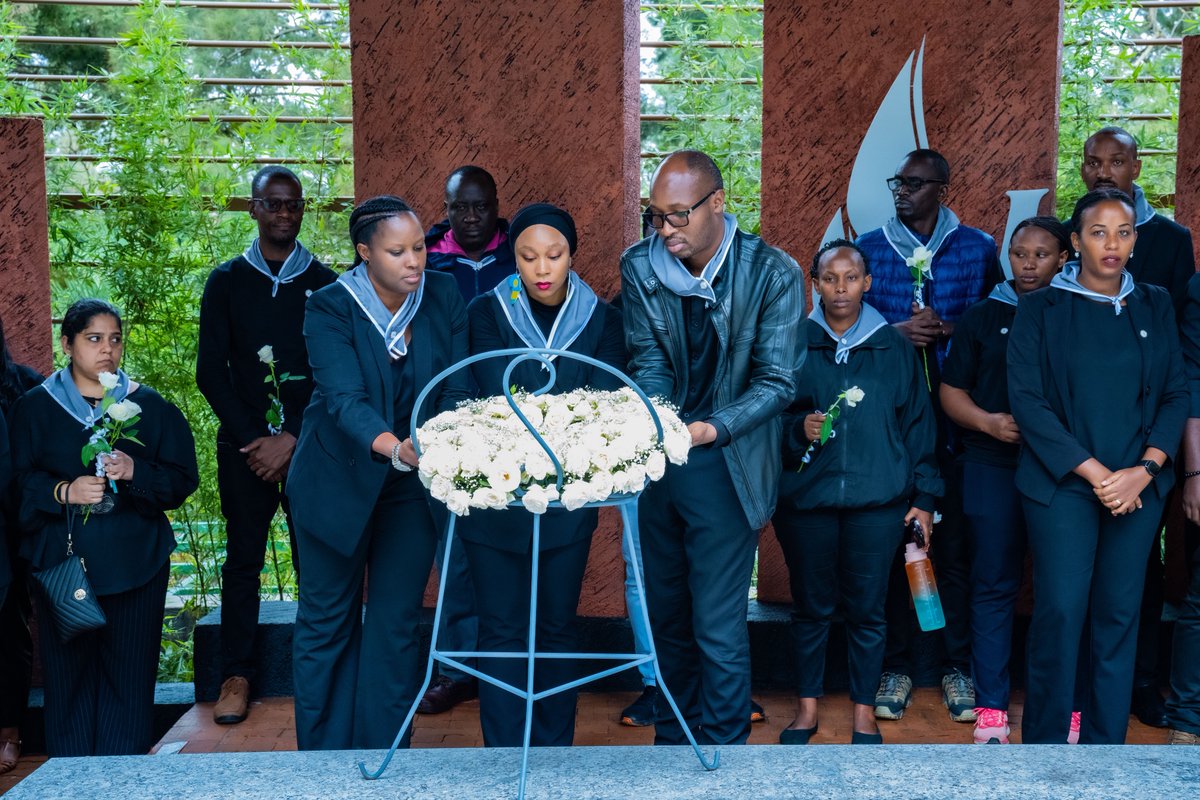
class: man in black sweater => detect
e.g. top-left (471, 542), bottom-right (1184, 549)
top-left (197, 166), bottom-right (337, 725)
top-left (1079, 126), bottom-right (1196, 729)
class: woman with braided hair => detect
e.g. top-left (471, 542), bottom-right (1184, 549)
top-left (287, 195), bottom-right (471, 750)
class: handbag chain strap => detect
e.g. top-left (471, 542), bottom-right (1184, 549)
top-left (64, 481), bottom-right (75, 557)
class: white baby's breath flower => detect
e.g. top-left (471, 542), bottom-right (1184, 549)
top-left (256, 345), bottom-right (275, 365)
top-left (106, 399), bottom-right (141, 422)
top-left (844, 386), bottom-right (865, 408)
top-left (98, 371), bottom-right (120, 390)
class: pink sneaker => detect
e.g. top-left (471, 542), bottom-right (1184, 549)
top-left (973, 707), bottom-right (1010, 744)
top-left (1067, 711), bottom-right (1081, 744)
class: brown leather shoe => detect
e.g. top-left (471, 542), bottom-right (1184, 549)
top-left (417, 675), bottom-right (478, 714)
top-left (0, 735), bottom-right (20, 776)
top-left (1167, 728), bottom-right (1200, 744)
top-left (213, 676), bottom-right (250, 725)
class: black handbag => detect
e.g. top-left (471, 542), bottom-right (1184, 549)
top-left (31, 484), bottom-right (107, 643)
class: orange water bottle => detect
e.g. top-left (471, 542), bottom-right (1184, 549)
top-left (905, 540), bottom-right (946, 632)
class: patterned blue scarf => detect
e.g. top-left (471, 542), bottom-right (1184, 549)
top-left (647, 212), bottom-right (738, 305)
top-left (809, 301), bottom-right (889, 364)
top-left (41, 366), bottom-right (131, 428)
top-left (493, 271), bottom-right (598, 361)
top-left (1051, 261), bottom-right (1134, 316)
top-left (243, 238), bottom-right (314, 298)
top-left (337, 264), bottom-right (425, 359)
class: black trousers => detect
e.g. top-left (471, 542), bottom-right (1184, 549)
top-left (1133, 528), bottom-right (1165, 688)
top-left (291, 471), bottom-right (437, 751)
top-left (883, 451), bottom-right (971, 675)
top-left (0, 559), bottom-right (32, 729)
top-left (638, 446), bottom-right (758, 746)
top-left (216, 436), bottom-right (298, 682)
top-left (1022, 486), bottom-right (1163, 744)
top-left (463, 533), bottom-right (591, 747)
top-left (1166, 520), bottom-right (1200, 735)
top-left (35, 562), bottom-right (169, 757)
top-left (774, 502), bottom-right (906, 706)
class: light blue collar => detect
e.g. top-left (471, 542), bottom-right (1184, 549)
top-left (41, 367), bottom-right (131, 428)
top-left (243, 238), bottom-right (314, 298)
top-left (1131, 183), bottom-right (1156, 227)
top-left (880, 206), bottom-right (961, 272)
top-left (1050, 261), bottom-right (1134, 316)
top-left (648, 212), bottom-right (738, 304)
top-left (493, 272), bottom-right (598, 362)
top-left (337, 264), bottom-right (425, 358)
top-left (987, 281), bottom-right (1019, 307)
top-left (809, 301), bottom-right (889, 364)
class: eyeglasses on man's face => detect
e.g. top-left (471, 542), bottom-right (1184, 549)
top-left (642, 189), bottom-right (717, 230)
top-left (886, 176), bottom-right (945, 194)
top-left (252, 198), bottom-right (306, 213)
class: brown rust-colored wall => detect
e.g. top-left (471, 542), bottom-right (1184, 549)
top-left (1176, 36), bottom-right (1200, 269)
top-left (348, 1), bottom-right (641, 614)
top-left (0, 117), bottom-right (54, 375)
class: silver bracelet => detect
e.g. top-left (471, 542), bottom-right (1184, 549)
top-left (390, 441), bottom-right (413, 472)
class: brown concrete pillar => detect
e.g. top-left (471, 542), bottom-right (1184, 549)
top-left (1176, 35), bottom-right (1200, 268)
top-left (349, 1), bottom-right (641, 614)
top-left (757, 1), bottom-right (1063, 603)
top-left (0, 117), bottom-right (53, 374)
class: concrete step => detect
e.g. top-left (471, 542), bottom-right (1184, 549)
top-left (8, 743), bottom-right (1198, 799)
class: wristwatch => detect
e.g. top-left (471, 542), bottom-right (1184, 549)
top-left (1140, 459), bottom-right (1161, 478)
top-left (391, 442), bottom-right (414, 473)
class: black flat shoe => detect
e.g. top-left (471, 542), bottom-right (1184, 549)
top-left (779, 724), bottom-right (818, 745)
top-left (1131, 685), bottom-right (1169, 728)
top-left (851, 730), bottom-right (883, 744)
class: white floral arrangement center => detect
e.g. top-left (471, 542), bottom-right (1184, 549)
top-left (416, 388), bottom-right (691, 516)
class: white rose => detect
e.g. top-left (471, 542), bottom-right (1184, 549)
top-left (586, 472), bottom-right (614, 502)
top-left (98, 371), bottom-right (120, 390)
top-left (524, 447), bottom-right (555, 481)
top-left (645, 451), bottom-right (666, 481)
top-left (486, 459), bottom-right (522, 493)
top-left (106, 399), bottom-right (141, 422)
top-left (662, 429), bottom-right (691, 465)
top-left (445, 489), bottom-right (472, 517)
top-left (564, 444), bottom-right (592, 477)
top-left (472, 486), bottom-right (509, 510)
top-left (844, 386), bottom-right (865, 408)
top-left (626, 464), bottom-right (647, 491)
top-left (560, 482), bottom-right (591, 511)
top-left (257, 345), bottom-right (275, 364)
top-left (430, 475), bottom-right (454, 500)
top-left (520, 484), bottom-right (551, 515)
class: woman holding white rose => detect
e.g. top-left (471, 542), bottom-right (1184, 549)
top-left (9, 298), bottom-right (198, 756)
top-left (773, 242), bottom-right (941, 745)
top-left (460, 202), bottom-right (626, 747)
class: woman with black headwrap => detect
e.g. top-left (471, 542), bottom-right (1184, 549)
top-left (463, 203), bottom-right (625, 746)
top-left (286, 195), bottom-right (471, 750)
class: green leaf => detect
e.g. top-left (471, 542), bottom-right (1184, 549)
top-left (124, 434), bottom-right (145, 446)
top-left (81, 444), bottom-right (95, 466)
top-left (263, 376), bottom-right (274, 383)
top-left (828, 404), bottom-right (841, 421)
top-left (278, 372), bottom-right (290, 381)
top-left (818, 414), bottom-right (833, 445)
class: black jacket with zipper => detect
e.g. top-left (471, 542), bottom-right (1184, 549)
top-left (778, 317), bottom-right (942, 513)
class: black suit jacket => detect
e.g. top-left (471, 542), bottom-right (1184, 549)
top-left (1007, 283), bottom-right (1187, 506)
top-left (286, 271), bottom-right (470, 557)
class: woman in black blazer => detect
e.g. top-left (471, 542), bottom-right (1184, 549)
top-left (462, 203), bottom-right (625, 747)
top-left (10, 299), bottom-right (198, 756)
top-left (287, 195), bottom-right (470, 751)
top-left (1008, 188), bottom-right (1188, 744)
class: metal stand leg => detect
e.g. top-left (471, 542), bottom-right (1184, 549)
top-left (359, 515), bottom-right (460, 779)
top-left (517, 515), bottom-right (541, 800)
top-left (619, 501), bottom-right (720, 771)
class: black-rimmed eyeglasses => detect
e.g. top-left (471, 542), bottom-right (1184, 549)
top-left (642, 189), bottom-right (717, 230)
top-left (885, 177), bottom-right (945, 193)
top-left (251, 198), bottom-right (306, 213)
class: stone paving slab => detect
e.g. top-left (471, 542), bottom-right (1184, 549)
top-left (8, 744), bottom-right (1199, 800)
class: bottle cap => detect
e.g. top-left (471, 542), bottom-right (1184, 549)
top-left (904, 542), bottom-right (926, 562)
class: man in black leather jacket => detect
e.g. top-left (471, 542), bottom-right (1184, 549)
top-left (621, 150), bottom-right (804, 746)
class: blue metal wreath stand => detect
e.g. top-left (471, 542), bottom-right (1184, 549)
top-left (358, 347), bottom-right (720, 798)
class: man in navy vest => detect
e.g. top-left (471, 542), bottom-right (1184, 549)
top-left (1079, 126), bottom-right (1196, 729)
top-left (857, 148), bottom-right (1001, 726)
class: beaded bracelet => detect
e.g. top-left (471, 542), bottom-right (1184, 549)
top-left (1185, 470), bottom-right (1200, 481)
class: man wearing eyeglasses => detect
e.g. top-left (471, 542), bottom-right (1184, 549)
top-left (855, 148), bottom-right (1001, 728)
top-left (621, 150), bottom-right (804, 746)
top-left (425, 165), bottom-right (515, 302)
top-left (197, 165), bottom-right (337, 726)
